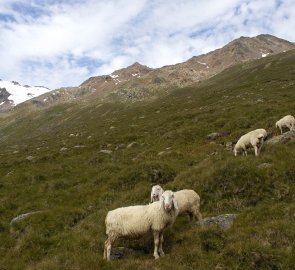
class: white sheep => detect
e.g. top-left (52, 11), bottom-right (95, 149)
top-left (275, 115), bottom-right (295, 134)
top-left (104, 190), bottom-right (178, 261)
top-left (151, 186), bottom-right (203, 225)
top-left (234, 128), bottom-right (267, 157)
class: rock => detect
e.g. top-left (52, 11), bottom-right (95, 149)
top-left (60, 147), bottom-right (68, 151)
top-left (225, 142), bottom-right (234, 151)
top-left (87, 136), bottom-right (92, 139)
top-left (158, 150), bottom-right (172, 156)
top-left (110, 247), bottom-right (142, 260)
top-left (203, 214), bottom-right (237, 230)
top-left (116, 144), bottom-right (126, 149)
top-left (265, 130), bottom-right (295, 144)
top-left (100, 150), bottom-right (112, 154)
top-left (26, 156), bottom-right (34, 161)
top-left (207, 132), bottom-right (230, 140)
top-left (13, 150), bottom-right (19, 154)
top-left (73, 145), bottom-right (85, 148)
top-left (127, 142), bottom-right (138, 148)
top-left (10, 211), bottom-right (44, 224)
top-left (258, 163), bottom-right (272, 169)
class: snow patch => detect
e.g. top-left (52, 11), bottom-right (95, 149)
top-left (197, 61), bottom-right (209, 69)
top-left (0, 80), bottom-right (50, 106)
top-left (261, 53), bottom-right (270, 57)
top-left (110, 74), bottom-right (119, 79)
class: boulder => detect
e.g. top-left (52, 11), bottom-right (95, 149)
top-left (207, 132), bottom-right (230, 140)
top-left (265, 130), bottom-right (295, 145)
top-left (203, 214), bottom-right (237, 230)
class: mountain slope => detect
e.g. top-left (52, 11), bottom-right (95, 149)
top-left (18, 34), bottom-right (295, 111)
top-left (81, 34), bottom-right (295, 101)
top-left (0, 50), bottom-right (295, 269)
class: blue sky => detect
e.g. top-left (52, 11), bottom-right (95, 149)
top-left (0, 0), bottom-right (294, 89)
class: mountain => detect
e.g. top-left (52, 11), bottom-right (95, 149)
top-left (0, 80), bottom-right (50, 112)
top-left (0, 50), bottom-right (295, 269)
top-left (8, 34), bottom-right (293, 112)
top-left (80, 34), bottom-right (295, 101)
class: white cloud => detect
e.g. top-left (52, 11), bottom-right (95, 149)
top-left (0, 0), bottom-right (294, 89)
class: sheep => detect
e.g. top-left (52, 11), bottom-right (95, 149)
top-left (275, 115), bottom-right (295, 134)
top-left (151, 185), bottom-right (203, 226)
top-left (103, 190), bottom-right (178, 261)
top-left (234, 128), bottom-right (267, 157)
top-left (151, 185), bottom-right (164, 203)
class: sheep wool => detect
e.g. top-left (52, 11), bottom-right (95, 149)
top-left (276, 115), bottom-right (295, 134)
top-left (104, 190), bottom-right (178, 261)
top-left (234, 128), bottom-right (267, 157)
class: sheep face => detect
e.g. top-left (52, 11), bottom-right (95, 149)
top-left (151, 185), bottom-right (164, 202)
top-left (160, 190), bottom-right (178, 212)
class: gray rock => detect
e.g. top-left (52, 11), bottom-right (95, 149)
top-left (265, 130), bottom-right (295, 145)
top-left (100, 150), bottom-right (112, 154)
top-left (207, 132), bottom-right (230, 140)
top-left (225, 142), bottom-right (234, 151)
top-left (116, 144), bottom-right (126, 149)
top-left (60, 147), bottom-right (68, 151)
top-left (258, 163), bottom-right (272, 169)
top-left (127, 142), bottom-right (138, 148)
top-left (110, 247), bottom-right (141, 260)
top-left (10, 211), bottom-right (43, 224)
top-left (73, 145), bottom-right (85, 148)
top-left (203, 214), bottom-right (237, 230)
top-left (26, 156), bottom-right (34, 161)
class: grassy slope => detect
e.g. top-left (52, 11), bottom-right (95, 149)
top-left (0, 50), bottom-right (295, 270)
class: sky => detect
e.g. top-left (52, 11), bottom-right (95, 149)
top-left (0, 0), bottom-right (294, 89)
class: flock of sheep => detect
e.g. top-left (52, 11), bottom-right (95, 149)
top-left (103, 115), bottom-right (295, 261)
top-left (234, 115), bottom-right (295, 156)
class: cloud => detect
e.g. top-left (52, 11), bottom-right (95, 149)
top-left (0, 0), bottom-right (294, 89)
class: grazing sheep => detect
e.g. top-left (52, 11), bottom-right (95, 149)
top-left (151, 186), bottom-right (203, 225)
top-left (234, 128), bottom-right (267, 157)
top-left (275, 115), bottom-right (295, 134)
top-left (104, 190), bottom-right (178, 261)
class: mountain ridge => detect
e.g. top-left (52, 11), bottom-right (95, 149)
top-left (3, 34), bottom-right (295, 113)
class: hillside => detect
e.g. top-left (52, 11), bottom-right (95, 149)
top-left (0, 50), bottom-right (295, 269)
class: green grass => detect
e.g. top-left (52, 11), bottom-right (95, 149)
top-left (0, 50), bottom-right (295, 269)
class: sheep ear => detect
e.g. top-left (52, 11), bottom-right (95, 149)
top-left (150, 193), bottom-right (154, 203)
top-left (159, 195), bottom-right (164, 210)
top-left (172, 197), bottom-right (178, 210)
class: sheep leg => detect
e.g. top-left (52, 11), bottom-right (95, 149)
top-left (158, 232), bottom-right (165, 257)
top-left (254, 145), bottom-right (259, 156)
top-left (194, 208), bottom-right (204, 227)
top-left (104, 238), bottom-right (111, 260)
top-left (153, 230), bottom-right (160, 259)
top-left (104, 235), bottom-right (115, 261)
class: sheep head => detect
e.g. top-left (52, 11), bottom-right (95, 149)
top-left (151, 185), bottom-right (164, 203)
top-left (160, 190), bottom-right (178, 212)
